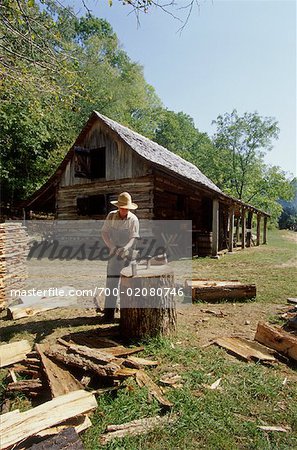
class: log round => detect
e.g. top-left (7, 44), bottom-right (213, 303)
top-left (120, 265), bottom-right (177, 339)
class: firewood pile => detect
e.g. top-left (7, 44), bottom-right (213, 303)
top-left (0, 223), bottom-right (28, 310)
top-left (0, 327), bottom-right (174, 449)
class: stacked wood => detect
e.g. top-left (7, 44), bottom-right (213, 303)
top-left (36, 344), bottom-right (83, 398)
top-left (0, 223), bottom-right (28, 310)
top-left (186, 279), bottom-right (256, 303)
top-left (0, 330), bottom-right (176, 450)
top-left (255, 322), bottom-right (297, 361)
top-left (44, 340), bottom-right (145, 379)
top-left (0, 390), bottom-right (97, 450)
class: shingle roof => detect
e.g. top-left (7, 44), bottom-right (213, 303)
top-left (94, 111), bottom-right (222, 194)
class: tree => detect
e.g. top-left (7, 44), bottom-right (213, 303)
top-left (212, 110), bottom-right (279, 200)
top-left (0, 10), bottom-right (163, 207)
top-left (278, 179), bottom-right (297, 230)
top-left (154, 110), bottom-right (202, 158)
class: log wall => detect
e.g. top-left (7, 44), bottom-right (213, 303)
top-left (57, 176), bottom-right (154, 220)
top-left (153, 171), bottom-right (213, 229)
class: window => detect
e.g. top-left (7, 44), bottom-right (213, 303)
top-left (77, 194), bottom-right (106, 216)
top-left (176, 194), bottom-right (185, 212)
top-left (74, 147), bottom-right (106, 179)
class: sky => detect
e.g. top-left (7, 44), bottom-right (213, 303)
top-left (67, 0), bottom-right (296, 177)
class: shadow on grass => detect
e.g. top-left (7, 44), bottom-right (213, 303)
top-left (0, 315), bottom-right (118, 343)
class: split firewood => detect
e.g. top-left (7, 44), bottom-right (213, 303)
top-left (23, 358), bottom-right (41, 365)
top-left (255, 322), bottom-right (297, 361)
top-left (0, 390), bottom-right (97, 450)
top-left (44, 344), bottom-right (121, 377)
top-left (114, 367), bottom-right (138, 378)
top-left (0, 340), bottom-right (32, 368)
top-left (213, 336), bottom-right (276, 363)
top-left (36, 344), bottom-right (83, 398)
top-left (57, 339), bottom-right (115, 363)
top-left (125, 356), bottom-right (159, 367)
top-left (100, 414), bottom-right (177, 444)
top-left (12, 366), bottom-right (40, 378)
top-left (6, 379), bottom-right (43, 393)
top-left (135, 370), bottom-right (173, 408)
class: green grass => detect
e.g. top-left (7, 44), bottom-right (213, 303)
top-left (1, 229), bottom-right (296, 449)
top-left (82, 341), bottom-right (297, 449)
top-left (191, 229), bottom-right (297, 304)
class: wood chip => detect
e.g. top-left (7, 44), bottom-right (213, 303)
top-left (258, 425), bottom-right (291, 433)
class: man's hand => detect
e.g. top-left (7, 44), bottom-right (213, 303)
top-left (116, 247), bottom-right (129, 258)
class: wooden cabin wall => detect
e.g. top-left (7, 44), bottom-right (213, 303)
top-left (60, 121), bottom-right (151, 187)
top-left (57, 176), bottom-right (154, 220)
top-left (153, 171), bottom-right (222, 257)
top-left (153, 171), bottom-right (213, 229)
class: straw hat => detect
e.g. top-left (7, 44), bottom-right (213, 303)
top-left (110, 192), bottom-right (138, 210)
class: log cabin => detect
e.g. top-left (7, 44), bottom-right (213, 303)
top-left (23, 111), bottom-right (269, 257)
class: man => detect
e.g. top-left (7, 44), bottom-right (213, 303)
top-left (101, 192), bottom-right (139, 321)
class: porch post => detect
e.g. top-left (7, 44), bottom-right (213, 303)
top-left (246, 211), bottom-right (253, 247)
top-left (241, 208), bottom-right (246, 249)
top-left (212, 199), bottom-right (219, 257)
top-left (263, 216), bottom-right (268, 244)
top-left (256, 214), bottom-right (261, 246)
top-left (228, 207), bottom-right (234, 253)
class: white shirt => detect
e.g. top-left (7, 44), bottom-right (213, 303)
top-left (101, 210), bottom-right (139, 247)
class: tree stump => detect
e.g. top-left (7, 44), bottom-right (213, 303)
top-left (120, 265), bottom-right (177, 339)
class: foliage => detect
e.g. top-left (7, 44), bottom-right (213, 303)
top-left (278, 178), bottom-right (297, 230)
top-left (0, 6), bottom-right (161, 206)
top-left (204, 110), bottom-right (293, 223)
top-left (211, 110), bottom-right (279, 199)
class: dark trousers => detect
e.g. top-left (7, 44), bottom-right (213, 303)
top-left (103, 254), bottom-right (129, 319)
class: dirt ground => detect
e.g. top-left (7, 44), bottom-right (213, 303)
top-left (0, 299), bottom-right (292, 348)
